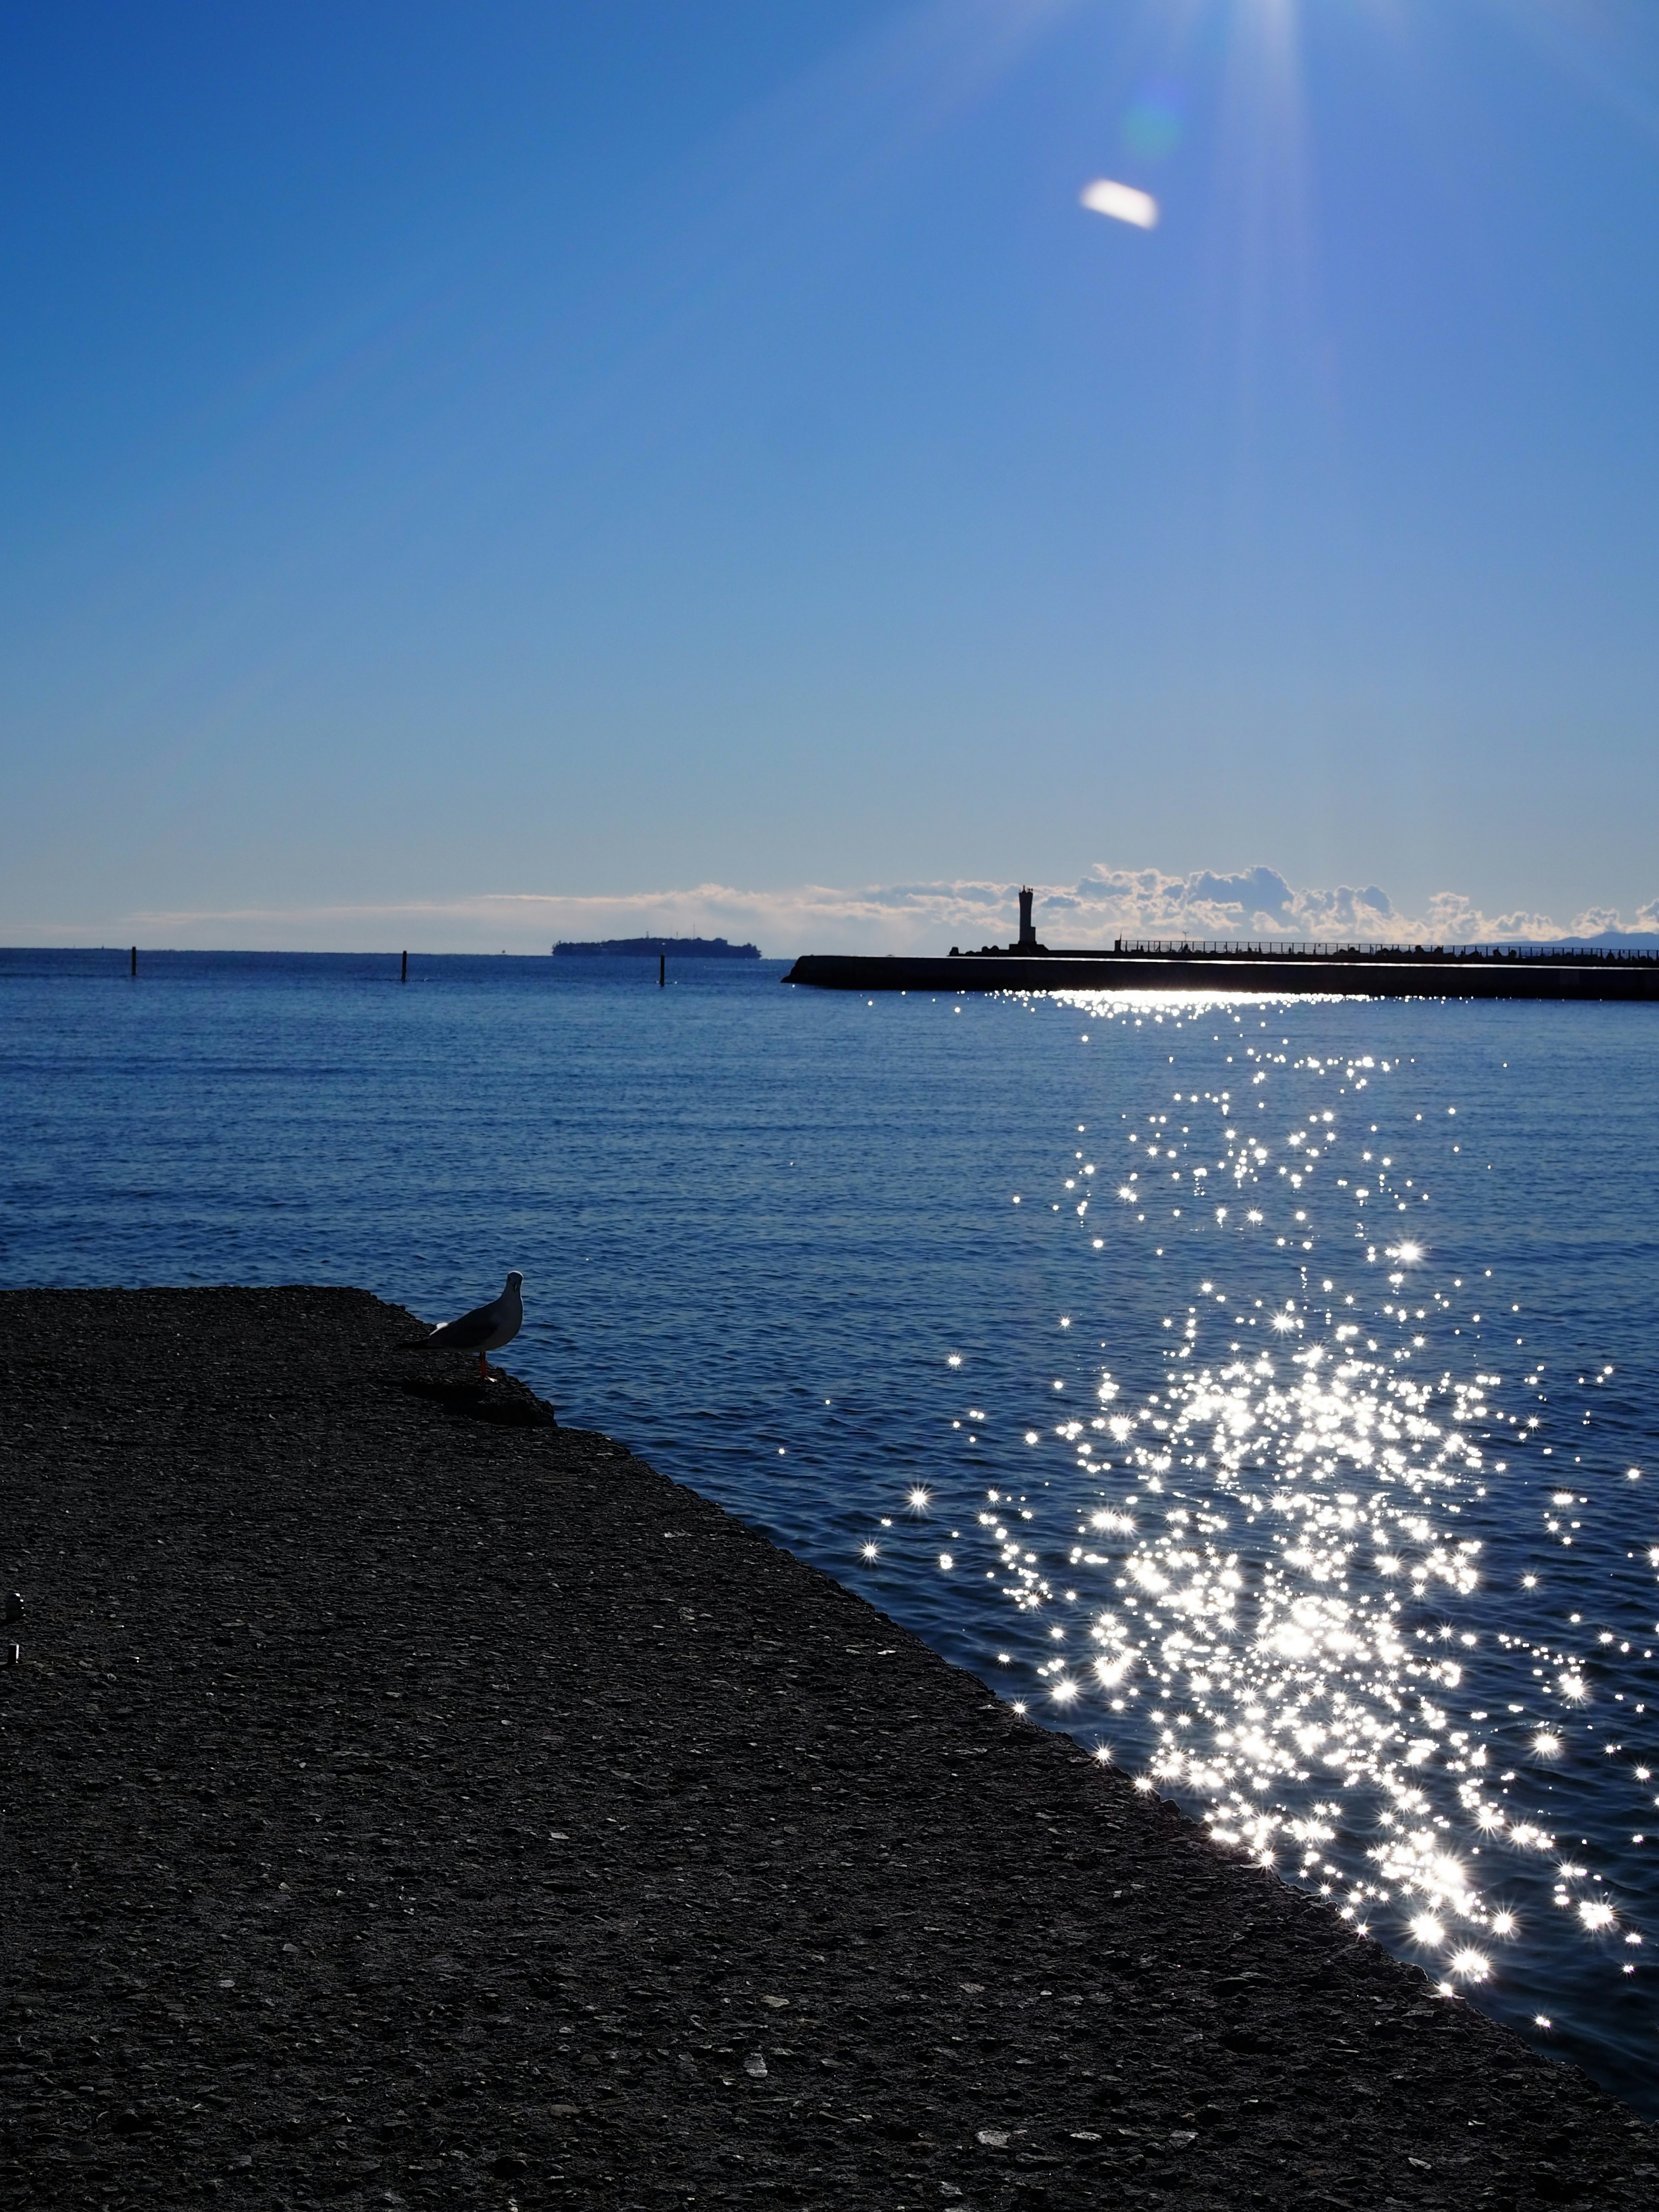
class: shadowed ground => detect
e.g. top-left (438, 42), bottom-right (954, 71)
top-left (0, 1287), bottom-right (1654, 2210)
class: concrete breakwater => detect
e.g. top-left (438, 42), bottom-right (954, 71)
top-left (786, 951), bottom-right (1659, 998)
top-left (2, 1287), bottom-right (1655, 2210)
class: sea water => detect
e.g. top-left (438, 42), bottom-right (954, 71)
top-left (3, 947), bottom-right (1658, 2109)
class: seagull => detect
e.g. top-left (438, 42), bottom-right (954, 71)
top-left (417, 1272), bottom-right (523, 1380)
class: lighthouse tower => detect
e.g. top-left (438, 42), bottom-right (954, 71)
top-left (1017, 886), bottom-right (1038, 951)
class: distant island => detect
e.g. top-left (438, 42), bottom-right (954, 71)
top-left (552, 936), bottom-right (762, 959)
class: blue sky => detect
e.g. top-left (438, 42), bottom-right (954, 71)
top-left (3, 0), bottom-right (1657, 949)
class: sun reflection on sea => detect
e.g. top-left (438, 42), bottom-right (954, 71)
top-left (899, 992), bottom-right (1657, 2031)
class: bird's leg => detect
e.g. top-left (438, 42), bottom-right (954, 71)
top-left (478, 1350), bottom-right (489, 1382)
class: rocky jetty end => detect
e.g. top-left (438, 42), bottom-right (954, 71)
top-left (1, 1287), bottom-right (1653, 2209)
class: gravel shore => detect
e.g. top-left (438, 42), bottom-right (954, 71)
top-left (1, 1287), bottom-right (1653, 2210)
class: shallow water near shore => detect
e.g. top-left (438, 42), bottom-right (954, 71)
top-left (4, 946), bottom-right (1659, 2109)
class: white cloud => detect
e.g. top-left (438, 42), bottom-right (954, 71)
top-left (1570, 906), bottom-right (1624, 937)
top-left (19, 865), bottom-right (1659, 954)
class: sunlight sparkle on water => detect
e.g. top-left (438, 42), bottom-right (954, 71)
top-left (925, 999), bottom-right (1655, 2066)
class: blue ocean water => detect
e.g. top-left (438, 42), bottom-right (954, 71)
top-left (4, 947), bottom-right (1659, 2108)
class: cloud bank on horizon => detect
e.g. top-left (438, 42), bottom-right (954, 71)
top-left (74, 864), bottom-right (1659, 956)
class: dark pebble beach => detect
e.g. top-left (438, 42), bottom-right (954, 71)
top-left (2, 1286), bottom-right (1654, 2211)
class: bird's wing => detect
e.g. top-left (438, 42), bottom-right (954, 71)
top-left (424, 1295), bottom-right (503, 1350)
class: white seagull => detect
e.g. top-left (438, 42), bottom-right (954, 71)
top-left (419, 1271), bottom-right (524, 1380)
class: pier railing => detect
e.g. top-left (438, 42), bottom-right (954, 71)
top-left (1024, 939), bottom-right (1659, 966)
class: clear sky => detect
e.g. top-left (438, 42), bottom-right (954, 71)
top-left (3, 0), bottom-right (1658, 950)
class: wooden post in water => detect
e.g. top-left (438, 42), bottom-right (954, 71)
top-left (401, 950), bottom-right (408, 984)
top-left (659, 952), bottom-right (665, 988)
top-left (130, 946), bottom-right (137, 979)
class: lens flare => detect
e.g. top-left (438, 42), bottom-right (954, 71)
top-left (1080, 178), bottom-right (1159, 229)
